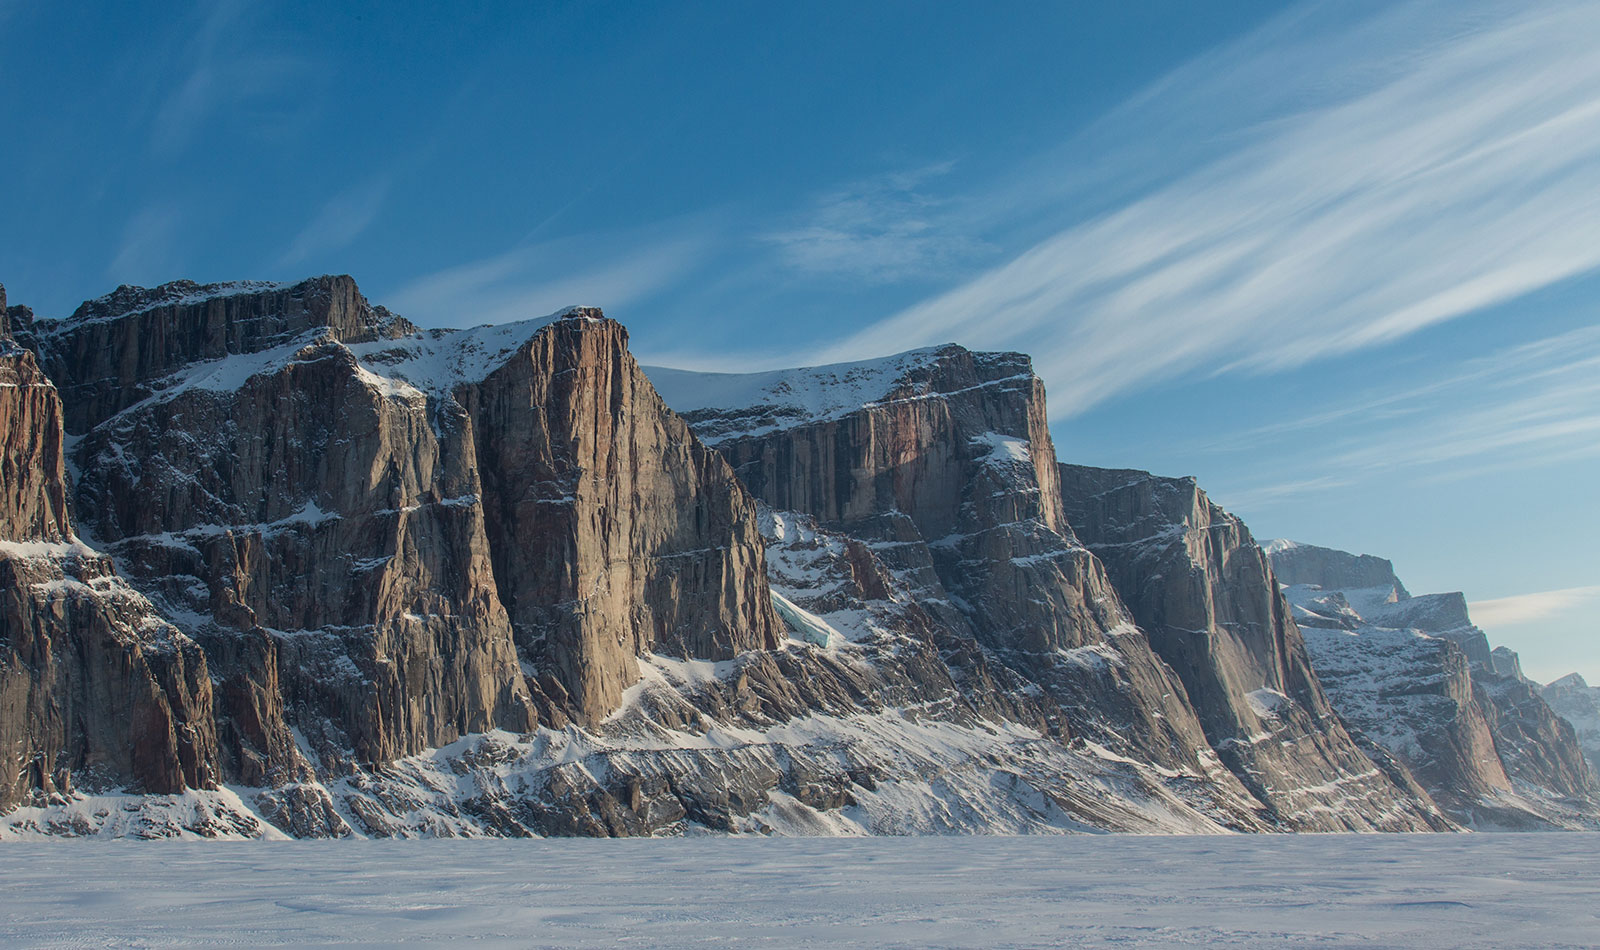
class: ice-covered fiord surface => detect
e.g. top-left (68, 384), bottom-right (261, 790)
top-left (2, 834), bottom-right (1595, 948)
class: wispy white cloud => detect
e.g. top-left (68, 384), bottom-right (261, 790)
top-left (1470, 585), bottom-right (1600, 629)
top-left (149, 0), bottom-right (308, 156)
top-left (763, 162), bottom-right (985, 283)
top-left (277, 175), bottom-right (393, 267)
top-left (819, 0), bottom-right (1600, 417)
top-left (107, 204), bottom-right (184, 285)
top-left (1211, 324), bottom-right (1600, 510)
top-left (1210, 476), bottom-right (1356, 512)
top-left (386, 224), bottom-right (714, 327)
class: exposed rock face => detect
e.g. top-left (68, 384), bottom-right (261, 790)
top-left (1273, 544), bottom-right (1600, 829)
top-left (0, 544), bottom-right (220, 810)
top-left (0, 285), bottom-right (225, 814)
top-left (1477, 671), bottom-right (1596, 807)
top-left (3, 273), bottom-right (1589, 838)
top-left (1490, 646), bottom-right (1524, 680)
top-left (460, 316), bottom-right (780, 723)
top-left (1542, 674), bottom-right (1600, 775)
top-left (1057, 465), bottom-right (1450, 829)
top-left (1265, 541), bottom-right (1410, 598)
top-left (55, 310), bottom-right (532, 777)
top-left (17, 277), bottom-right (416, 434)
top-left (1286, 602), bottom-right (1515, 819)
top-left (12, 277), bottom-right (779, 825)
top-left (653, 352), bottom-right (1224, 773)
top-left (0, 308), bottom-right (70, 543)
top-left (649, 350), bottom-right (1446, 831)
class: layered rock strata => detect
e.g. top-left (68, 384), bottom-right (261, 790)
top-left (1057, 465), bottom-right (1449, 829)
top-left (648, 349), bottom-right (1447, 831)
top-left (1271, 541), bottom-right (1600, 828)
top-left (7, 278), bottom-right (780, 831)
top-left (0, 285), bottom-right (227, 816)
top-left (2, 273), bottom-right (1585, 838)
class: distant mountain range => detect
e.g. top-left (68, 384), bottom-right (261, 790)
top-left (1, 275), bottom-right (1594, 838)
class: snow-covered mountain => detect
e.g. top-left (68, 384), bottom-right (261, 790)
top-left (0, 275), bottom-right (1588, 837)
top-left (1541, 673), bottom-right (1600, 776)
top-left (1266, 541), bottom-right (1599, 829)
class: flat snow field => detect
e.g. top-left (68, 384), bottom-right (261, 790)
top-left (2, 834), bottom-right (1596, 949)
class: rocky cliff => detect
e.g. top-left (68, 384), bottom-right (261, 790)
top-left (649, 350), bottom-right (1447, 831)
top-left (0, 284), bottom-right (247, 829)
top-left (1265, 541), bottom-right (1411, 599)
top-left (457, 316), bottom-right (780, 724)
top-left (1270, 542), bottom-right (1600, 829)
top-left (2, 277), bottom-right (792, 836)
top-left (1057, 466), bottom-right (1447, 829)
top-left (1, 273), bottom-right (1587, 838)
top-left (1542, 674), bottom-right (1600, 774)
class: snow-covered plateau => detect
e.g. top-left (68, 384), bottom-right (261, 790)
top-left (1, 834), bottom-right (1594, 948)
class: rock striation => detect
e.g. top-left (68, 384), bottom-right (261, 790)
top-left (1541, 673), bottom-right (1600, 775)
top-left (650, 350), bottom-right (1447, 831)
top-left (0, 273), bottom-right (1587, 838)
top-left (0, 284), bottom-right (230, 820)
top-left (1270, 541), bottom-right (1600, 829)
top-left (5, 277), bottom-right (783, 835)
top-left (1057, 466), bottom-right (1448, 829)
top-left (458, 316), bottom-right (780, 724)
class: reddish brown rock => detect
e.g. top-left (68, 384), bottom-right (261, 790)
top-left (1058, 464), bottom-right (1453, 830)
top-left (24, 279), bottom-right (778, 802)
top-left (463, 313), bottom-right (780, 723)
top-left (1, 284), bottom-right (220, 810)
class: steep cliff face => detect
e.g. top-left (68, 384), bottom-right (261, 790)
top-left (17, 277), bottom-right (416, 434)
top-left (1265, 541), bottom-right (1411, 599)
top-left (459, 315), bottom-right (780, 723)
top-left (0, 315), bottom-right (70, 543)
top-left (1542, 674), bottom-right (1600, 774)
top-left (0, 285), bottom-right (228, 818)
top-left (6, 272), bottom-right (1589, 838)
top-left (1273, 543), bottom-right (1600, 829)
top-left (1057, 465), bottom-right (1450, 829)
top-left (23, 278), bottom-right (779, 804)
top-left (648, 349), bottom-right (1447, 831)
top-left (650, 351), bottom-right (1221, 775)
top-left (1477, 668), bottom-right (1596, 806)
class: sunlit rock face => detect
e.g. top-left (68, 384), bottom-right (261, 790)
top-left (1269, 541), bottom-right (1600, 829)
top-left (0, 284), bottom-right (221, 815)
top-left (460, 314), bottom-right (781, 725)
top-left (650, 349), bottom-right (1448, 832)
top-left (5, 278), bottom-right (779, 833)
top-left (1057, 465), bottom-right (1451, 830)
top-left (0, 271), bottom-right (1585, 837)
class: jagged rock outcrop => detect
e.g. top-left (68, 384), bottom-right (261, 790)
top-left (648, 349), bottom-right (1446, 831)
top-left (1491, 646), bottom-right (1524, 680)
top-left (0, 284), bottom-right (225, 814)
top-left (1056, 465), bottom-right (1451, 830)
top-left (1542, 674), bottom-right (1600, 774)
top-left (12, 277), bottom-right (779, 825)
top-left (1273, 542), bottom-right (1600, 829)
top-left (3, 272), bottom-right (1588, 838)
top-left (459, 315), bottom-right (780, 723)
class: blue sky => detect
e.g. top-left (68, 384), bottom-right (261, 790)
top-left (2, 0), bottom-right (1596, 681)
